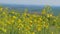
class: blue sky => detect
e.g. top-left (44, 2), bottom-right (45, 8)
top-left (0, 0), bottom-right (60, 6)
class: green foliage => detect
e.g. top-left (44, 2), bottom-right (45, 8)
top-left (0, 6), bottom-right (60, 34)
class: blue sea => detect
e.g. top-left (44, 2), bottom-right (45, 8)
top-left (0, 4), bottom-right (60, 15)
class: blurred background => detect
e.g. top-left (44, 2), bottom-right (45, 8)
top-left (0, 0), bottom-right (60, 15)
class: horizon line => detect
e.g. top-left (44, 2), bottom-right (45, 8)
top-left (0, 3), bottom-right (60, 7)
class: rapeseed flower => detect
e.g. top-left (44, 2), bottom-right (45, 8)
top-left (18, 19), bottom-right (21, 23)
top-left (0, 6), bottom-right (59, 34)
top-left (13, 16), bottom-right (16, 19)
top-left (0, 8), bottom-right (3, 11)
top-left (32, 32), bottom-right (35, 34)
top-left (42, 9), bottom-right (46, 14)
top-left (2, 28), bottom-right (7, 33)
top-left (51, 32), bottom-right (54, 34)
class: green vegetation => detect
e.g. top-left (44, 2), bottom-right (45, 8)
top-left (0, 6), bottom-right (60, 34)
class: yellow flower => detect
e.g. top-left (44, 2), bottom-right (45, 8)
top-left (50, 14), bottom-right (53, 17)
top-left (26, 31), bottom-right (31, 34)
top-left (30, 20), bottom-right (32, 23)
top-left (2, 28), bottom-right (7, 33)
top-left (17, 25), bottom-right (20, 29)
top-left (27, 13), bottom-right (30, 16)
top-left (23, 13), bottom-right (27, 17)
top-left (32, 14), bottom-right (36, 17)
top-left (26, 26), bottom-right (30, 30)
top-left (11, 20), bottom-right (14, 23)
top-left (39, 18), bottom-right (42, 21)
top-left (3, 29), bottom-right (6, 33)
top-left (34, 19), bottom-right (37, 22)
top-left (54, 19), bottom-right (56, 22)
top-left (47, 14), bottom-right (53, 17)
top-left (17, 24), bottom-right (24, 30)
top-left (47, 14), bottom-right (50, 17)
top-left (37, 20), bottom-right (40, 23)
top-left (18, 19), bottom-right (21, 23)
top-left (29, 20), bottom-right (33, 26)
top-left (11, 11), bottom-right (15, 14)
top-left (32, 32), bottom-right (35, 34)
top-left (51, 32), bottom-right (54, 34)
top-left (2, 12), bottom-right (6, 15)
top-left (7, 19), bottom-right (14, 24)
top-left (30, 17), bottom-right (32, 19)
top-left (7, 20), bottom-right (11, 24)
top-left (30, 23), bottom-right (32, 27)
top-left (42, 9), bottom-right (46, 14)
top-left (44, 23), bottom-right (49, 29)
top-left (0, 8), bottom-right (3, 11)
top-left (37, 25), bottom-right (42, 31)
top-left (19, 24), bottom-right (24, 27)
top-left (57, 26), bottom-right (60, 28)
top-left (13, 16), bottom-right (16, 19)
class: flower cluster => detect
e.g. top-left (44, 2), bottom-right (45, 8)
top-left (0, 6), bottom-right (60, 34)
